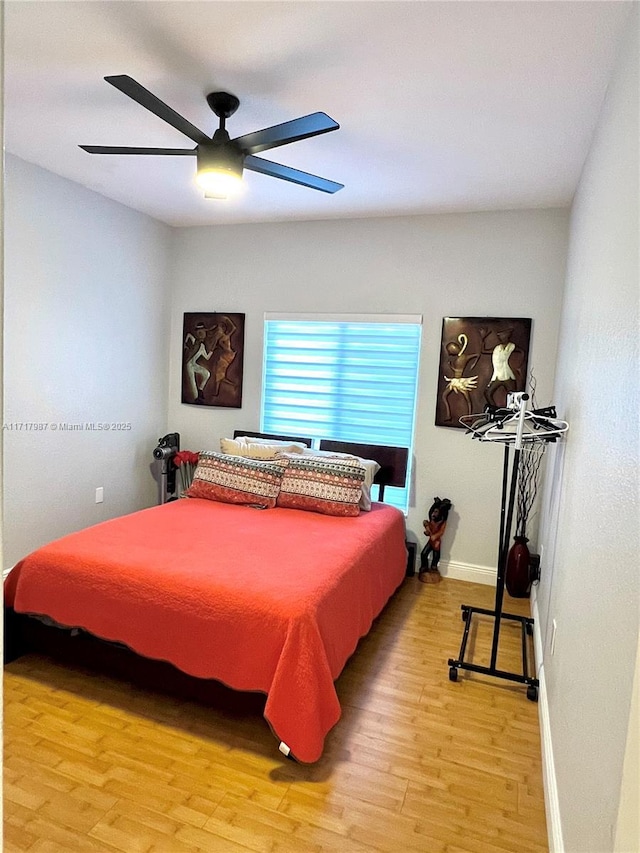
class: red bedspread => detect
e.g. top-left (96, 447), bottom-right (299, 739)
top-left (5, 498), bottom-right (406, 762)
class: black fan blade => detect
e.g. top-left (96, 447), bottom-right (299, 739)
top-left (104, 75), bottom-right (210, 145)
top-left (80, 146), bottom-right (196, 155)
top-left (244, 155), bottom-right (343, 194)
top-left (234, 112), bottom-right (339, 155)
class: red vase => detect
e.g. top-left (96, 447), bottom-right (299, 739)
top-left (506, 535), bottom-right (532, 598)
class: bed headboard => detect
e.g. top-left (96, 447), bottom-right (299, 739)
top-left (232, 430), bottom-right (313, 448)
top-left (318, 440), bottom-right (408, 499)
top-left (232, 431), bottom-right (408, 501)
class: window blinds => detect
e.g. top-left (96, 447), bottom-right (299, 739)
top-left (261, 317), bottom-right (422, 511)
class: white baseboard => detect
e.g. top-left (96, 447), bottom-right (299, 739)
top-left (535, 663), bottom-right (564, 853)
top-left (530, 587), bottom-right (544, 677)
top-left (438, 559), bottom-right (497, 586)
top-left (531, 590), bottom-right (564, 853)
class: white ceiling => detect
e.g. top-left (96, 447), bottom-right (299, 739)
top-left (3, 1), bottom-right (632, 227)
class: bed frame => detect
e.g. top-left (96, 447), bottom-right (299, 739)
top-left (4, 435), bottom-right (411, 715)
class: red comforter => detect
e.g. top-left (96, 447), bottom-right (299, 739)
top-left (5, 498), bottom-right (406, 762)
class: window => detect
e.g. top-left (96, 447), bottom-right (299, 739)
top-left (261, 314), bottom-right (422, 511)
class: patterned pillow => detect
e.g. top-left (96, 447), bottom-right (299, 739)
top-left (185, 451), bottom-right (287, 508)
top-left (276, 454), bottom-right (365, 517)
top-left (301, 448), bottom-right (381, 511)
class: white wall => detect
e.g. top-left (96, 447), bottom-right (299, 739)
top-left (168, 208), bottom-right (569, 574)
top-left (1, 0), bottom-right (5, 835)
top-left (3, 155), bottom-right (173, 569)
top-left (536, 7), bottom-right (639, 852)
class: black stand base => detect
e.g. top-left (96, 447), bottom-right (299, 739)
top-left (447, 604), bottom-right (539, 701)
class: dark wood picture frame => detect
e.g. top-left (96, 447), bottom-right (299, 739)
top-left (181, 312), bottom-right (245, 408)
top-left (435, 317), bottom-right (532, 428)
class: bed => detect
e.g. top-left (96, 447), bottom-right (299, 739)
top-left (4, 434), bottom-right (409, 763)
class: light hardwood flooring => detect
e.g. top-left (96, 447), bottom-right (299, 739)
top-left (4, 577), bottom-right (548, 852)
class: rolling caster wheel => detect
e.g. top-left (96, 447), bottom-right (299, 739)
top-left (449, 666), bottom-right (458, 682)
top-left (527, 684), bottom-right (538, 702)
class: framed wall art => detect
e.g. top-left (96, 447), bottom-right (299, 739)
top-left (181, 312), bottom-right (245, 408)
top-left (435, 316), bottom-right (532, 428)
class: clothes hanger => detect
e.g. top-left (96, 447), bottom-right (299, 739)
top-left (479, 413), bottom-right (568, 443)
top-left (460, 395), bottom-right (568, 445)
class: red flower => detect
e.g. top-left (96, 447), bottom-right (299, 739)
top-left (174, 450), bottom-right (199, 467)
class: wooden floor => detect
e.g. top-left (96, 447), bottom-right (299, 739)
top-left (4, 577), bottom-right (548, 853)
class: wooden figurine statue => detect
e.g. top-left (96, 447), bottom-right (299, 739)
top-left (419, 497), bottom-right (452, 584)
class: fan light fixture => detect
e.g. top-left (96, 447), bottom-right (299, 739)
top-left (196, 137), bottom-right (244, 199)
top-left (196, 169), bottom-right (243, 199)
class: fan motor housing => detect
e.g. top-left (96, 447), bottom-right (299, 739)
top-left (197, 138), bottom-right (244, 180)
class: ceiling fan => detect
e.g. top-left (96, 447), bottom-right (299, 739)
top-left (80, 75), bottom-right (344, 199)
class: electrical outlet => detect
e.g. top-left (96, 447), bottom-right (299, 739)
top-left (95, 487), bottom-right (104, 504)
top-left (550, 619), bottom-right (557, 656)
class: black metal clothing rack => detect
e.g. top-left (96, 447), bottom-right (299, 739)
top-left (448, 442), bottom-right (538, 700)
top-left (447, 394), bottom-right (567, 701)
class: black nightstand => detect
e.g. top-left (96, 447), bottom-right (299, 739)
top-left (405, 540), bottom-right (417, 576)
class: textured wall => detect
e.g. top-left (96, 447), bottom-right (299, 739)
top-left (536, 8), bottom-right (639, 851)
